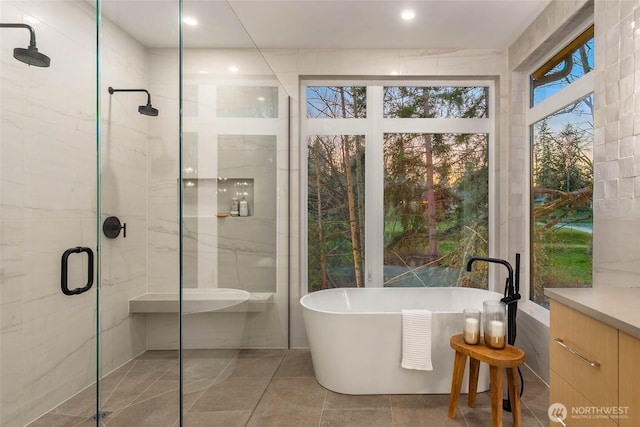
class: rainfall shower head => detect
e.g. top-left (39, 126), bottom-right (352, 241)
top-left (108, 87), bottom-right (159, 117)
top-left (0, 23), bottom-right (51, 67)
top-left (13, 45), bottom-right (50, 67)
top-left (138, 103), bottom-right (159, 117)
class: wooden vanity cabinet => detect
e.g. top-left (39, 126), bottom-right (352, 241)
top-left (549, 300), bottom-right (640, 426)
top-left (550, 370), bottom-right (617, 427)
top-left (619, 331), bottom-right (640, 427)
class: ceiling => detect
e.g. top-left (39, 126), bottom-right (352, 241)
top-left (101, 0), bottom-right (551, 50)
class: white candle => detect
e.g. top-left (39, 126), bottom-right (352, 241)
top-left (464, 317), bottom-right (480, 344)
top-left (465, 317), bottom-right (479, 334)
top-left (490, 320), bottom-right (505, 337)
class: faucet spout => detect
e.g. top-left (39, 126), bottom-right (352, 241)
top-left (466, 256), bottom-right (514, 292)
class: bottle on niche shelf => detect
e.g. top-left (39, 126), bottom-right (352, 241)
top-left (239, 197), bottom-right (249, 217)
top-left (230, 198), bottom-right (239, 216)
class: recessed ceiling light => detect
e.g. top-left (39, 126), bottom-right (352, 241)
top-left (199, 70), bottom-right (208, 74)
top-left (401, 9), bottom-right (415, 20)
top-left (228, 65), bottom-right (239, 73)
top-left (183, 16), bottom-right (198, 26)
top-left (257, 96), bottom-right (266, 102)
top-left (391, 70), bottom-right (400, 76)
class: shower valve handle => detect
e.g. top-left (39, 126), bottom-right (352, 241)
top-left (103, 216), bottom-right (126, 239)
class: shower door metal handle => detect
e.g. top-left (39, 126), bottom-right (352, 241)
top-left (61, 246), bottom-right (94, 296)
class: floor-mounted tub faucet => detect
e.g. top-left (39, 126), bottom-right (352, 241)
top-left (465, 254), bottom-right (522, 412)
top-left (465, 254), bottom-right (521, 345)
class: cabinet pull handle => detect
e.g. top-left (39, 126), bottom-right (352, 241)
top-left (554, 338), bottom-right (600, 368)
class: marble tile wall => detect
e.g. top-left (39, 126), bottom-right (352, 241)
top-left (146, 48), bottom-right (180, 294)
top-left (181, 134), bottom-right (277, 292)
top-left (1, 2), bottom-right (149, 425)
top-left (216, 135), bottom-right (277, 293)
top-left (99, 4), bottom-right (151, 377)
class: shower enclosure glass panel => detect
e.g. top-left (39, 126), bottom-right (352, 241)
top-left (99, 0), bottom-right (180, 425)
top-left (1, 1), bottom-right (98, 425)
top-left (179, 1), bottom-right (290, 423)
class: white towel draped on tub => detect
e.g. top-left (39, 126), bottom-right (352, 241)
top-left (401, 309), bottom-right (433, 371)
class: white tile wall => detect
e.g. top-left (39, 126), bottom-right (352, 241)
top-left (593, 0), bottom-right (640, 284)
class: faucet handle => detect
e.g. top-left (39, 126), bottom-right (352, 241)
top-left (501, 294), bottom-right (521, 305)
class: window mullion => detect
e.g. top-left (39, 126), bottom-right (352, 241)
top-left (527, 72), bottom-right (594, 125)
top-left (382, 118), bottom-right (491, 134)
top-left (365, 86), bottom-right (384, 287)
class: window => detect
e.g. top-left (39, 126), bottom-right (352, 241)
top-left (531, 27), bottom-right (594, 106)
top-left (307, 134), bottom-right (365, 290)
top-left (529, 26), bottom-right (594, 308)
top-left (383, 132), bottom-right (488, 287)
top-left (304, 82), bottom-right (493, 292)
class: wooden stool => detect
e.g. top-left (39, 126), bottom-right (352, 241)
top-left (447, 334), bottom-right (525, 427)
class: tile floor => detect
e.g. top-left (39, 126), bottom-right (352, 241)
top-left (29, 349), bottom-right (549, 427)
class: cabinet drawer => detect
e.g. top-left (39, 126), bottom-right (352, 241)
top-left (550, 301), bottom-right (618, 408)
top-left (550, 371), bottom-right (618, 427)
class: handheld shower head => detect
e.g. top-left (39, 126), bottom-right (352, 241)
top-left (1, 23), bottom-right (51, 67)
top-left (108, 87), bottom-right (159, 117)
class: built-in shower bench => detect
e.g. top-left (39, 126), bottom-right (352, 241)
top-left (128, 289), bottom-right (274, 314)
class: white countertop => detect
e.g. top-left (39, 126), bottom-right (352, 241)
top-left (545, 287), bottom-right (640, 340)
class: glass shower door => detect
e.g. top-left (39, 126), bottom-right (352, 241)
top-left (0, 1), bottom-right (99, 425)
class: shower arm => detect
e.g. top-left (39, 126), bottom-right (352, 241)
top-left (108, 87), bottom-right (151, 104)
top-left (0, 23), bottom-right (38, 47)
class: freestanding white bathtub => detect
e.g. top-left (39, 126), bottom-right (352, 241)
top-left (300, 287), bottom-right (504, 395)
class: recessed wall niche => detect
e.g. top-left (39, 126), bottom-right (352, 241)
top-left (217, 178), bottom-right (254, 216)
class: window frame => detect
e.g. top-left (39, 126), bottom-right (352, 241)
top-left (523, 22), bottom-right (595, 324)
top-left (300, 78), bottom-right (496, 295)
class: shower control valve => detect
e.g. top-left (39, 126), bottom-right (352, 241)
top-left (103, 216), bottom-right (127, 239)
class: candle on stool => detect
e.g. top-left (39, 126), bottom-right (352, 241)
top-left (488, 320), bottom-right (505, 348)
top-left (490, 320), bottom-right (504, 336)
top-left (463, 317), bottom-right (480, 344)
